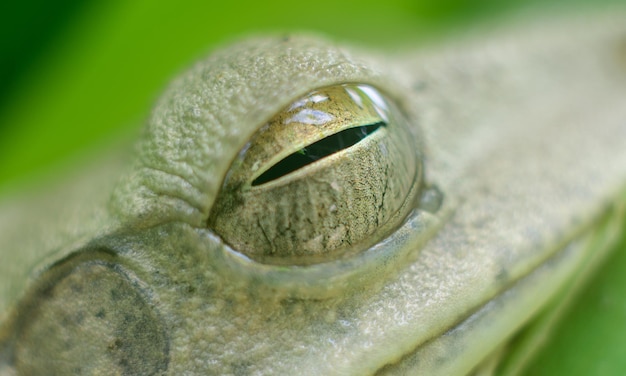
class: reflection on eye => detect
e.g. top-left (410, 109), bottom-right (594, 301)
top-left (252, 122), bottom-right (385, 186)
top-left (208, 84), bottom-right (421, 266)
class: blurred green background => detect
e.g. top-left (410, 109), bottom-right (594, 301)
top-left (0, 0), bottom-right (624, 374)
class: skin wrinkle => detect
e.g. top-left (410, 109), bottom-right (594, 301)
top-left (139, 165), bottom-right (203, 200)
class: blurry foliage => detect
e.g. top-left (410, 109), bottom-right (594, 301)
top-left (0, 0), bottom-right (90, 114)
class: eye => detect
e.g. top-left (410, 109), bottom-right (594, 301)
top-left (251, 121), bottom-right (385, 186)
top-left (208, 84), bottom-right (421, 265)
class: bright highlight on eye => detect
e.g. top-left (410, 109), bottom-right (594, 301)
top-left (208, 84), bottom-right (421, 265)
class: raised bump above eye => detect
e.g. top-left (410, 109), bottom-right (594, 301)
top-left (208, 84), bottom-right (421, 265)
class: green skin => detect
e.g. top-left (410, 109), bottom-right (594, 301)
top-left (0, 12), bottom-right (626, 376)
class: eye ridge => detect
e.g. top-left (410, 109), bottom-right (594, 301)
top-left (251, 121), bottom-right (386, 186)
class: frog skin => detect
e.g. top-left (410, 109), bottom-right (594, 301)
top-left (0, 11), bottom-right (625, 376)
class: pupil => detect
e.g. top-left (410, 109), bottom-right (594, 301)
top-left (252, 122), bottom-right (385, 186)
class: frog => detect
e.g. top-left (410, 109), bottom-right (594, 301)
top-left (0, 10), bottom-right (625, 376)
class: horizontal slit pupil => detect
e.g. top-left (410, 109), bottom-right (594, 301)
top-left (252, 122), bottom-right (385, 186)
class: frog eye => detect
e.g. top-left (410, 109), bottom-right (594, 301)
top-left (208, 84), bottom-right (421, 265)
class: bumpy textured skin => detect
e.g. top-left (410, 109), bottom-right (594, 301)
top-left (110, 36), bottom-right (389, 229)
top-left (0, 12), bottom-right (626, 376)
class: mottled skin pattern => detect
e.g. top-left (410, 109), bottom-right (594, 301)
top-left (0, 12), bottom-right (626, 376)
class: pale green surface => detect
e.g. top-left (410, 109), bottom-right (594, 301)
top-left (1, 1), bottom-right (624, 374)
